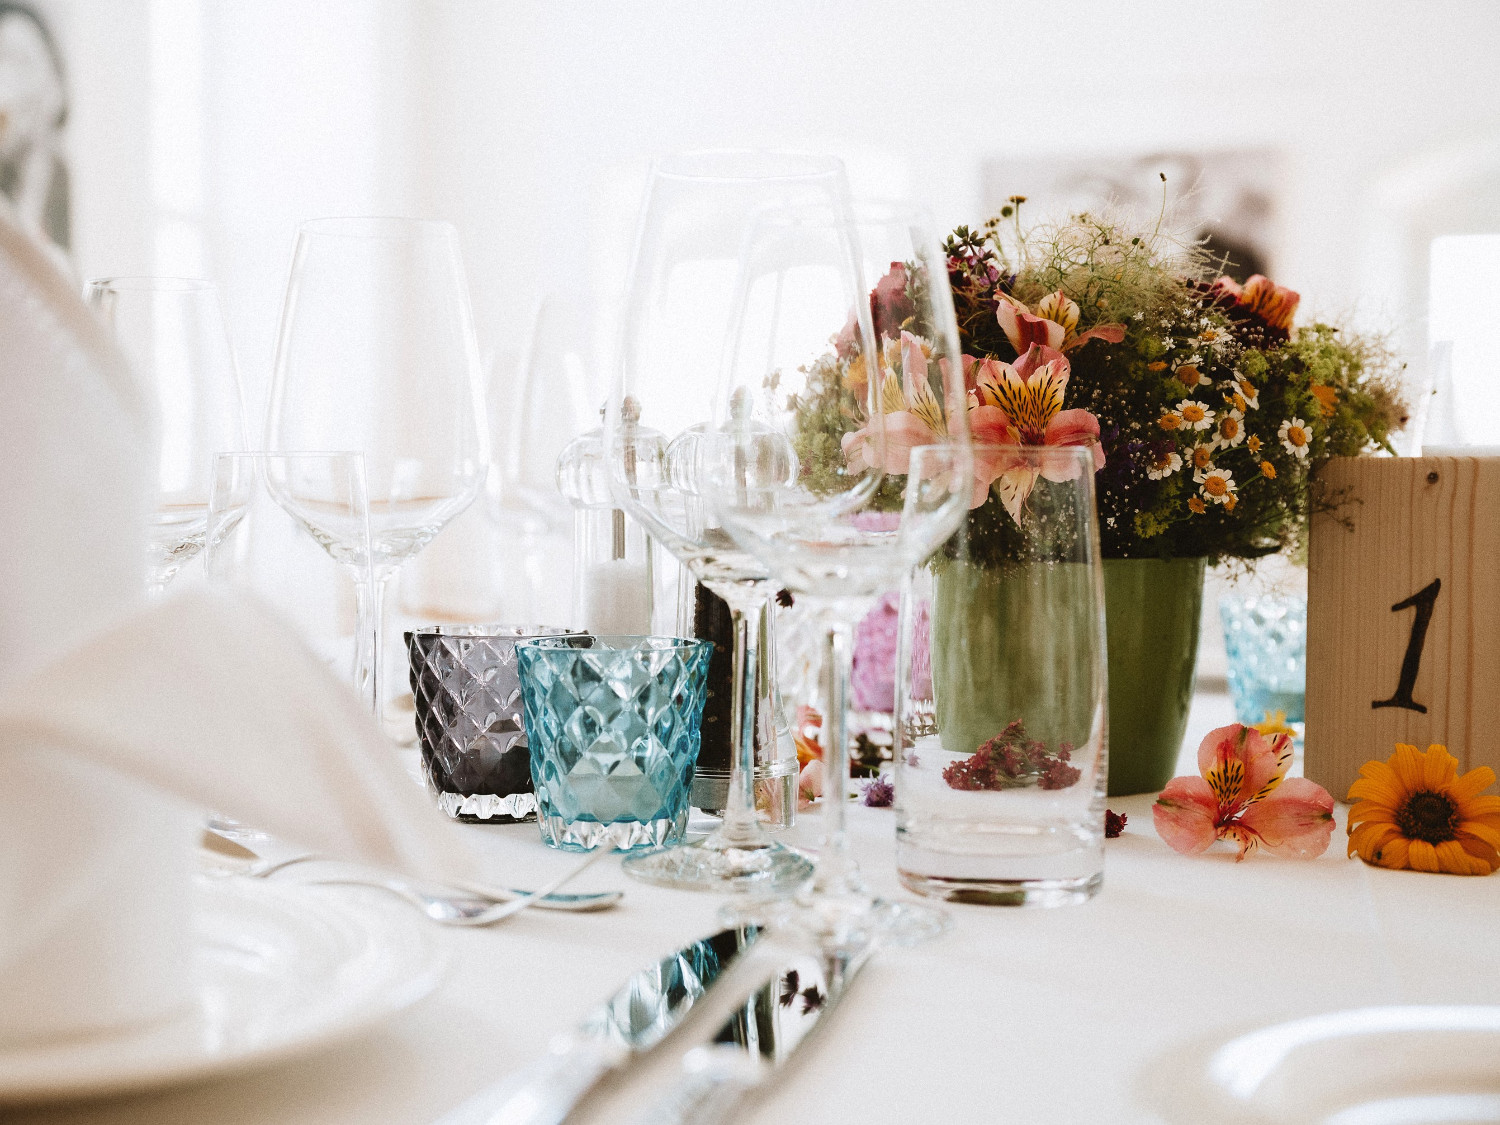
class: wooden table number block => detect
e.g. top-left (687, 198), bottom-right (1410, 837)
top-left (1306, 455), bottom-right (1500, 799)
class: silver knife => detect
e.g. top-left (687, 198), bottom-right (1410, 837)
top-left (628, 937), bottom-right (874, 1125)
top-left (434, 926), bottom-right (763, 1125)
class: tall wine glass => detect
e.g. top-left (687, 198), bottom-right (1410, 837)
top-left (205, 451), bottom-right (375, 708)
top-left (84, 276), bottom-right (246, 594)
top-left (706, 202), bottom-right (974, 947)
top-left (606, 151), bottom-right (860, 893)
top-left (266, 217), bottom-right (488, 734)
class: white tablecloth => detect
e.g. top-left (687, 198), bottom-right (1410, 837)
top-left (15, 692), bottom-right (1500, 1125)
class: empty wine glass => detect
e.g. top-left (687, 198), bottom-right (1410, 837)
top-left (205, 452), bottom-right (375, 708)
top-left (706, 202), bottom-right (974, 947)
top-left (605, 151), bottom-right (861, 893)
top-left (266, 217), bottom-right (488, 734)
top-left (84, 277), bottom-right (246, 594)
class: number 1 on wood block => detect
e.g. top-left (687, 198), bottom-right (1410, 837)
top-left (1371, 578), bottom-right (1441, 714)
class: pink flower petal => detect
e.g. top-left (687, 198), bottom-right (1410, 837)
top-left (996, 297), bottom-right (1066, 354)
top-left (1012, 343), bottom-right (1070, 383)
top-left (1195, 723), bottom-right (1288, 805)
top-left (1153, 776), bottom-right (1220, 855)
top-left (1235, 778), bottom-right (1335, 859)
top-left (842, 412), bottom-right (938, 476)
top-left (1067, 323), bottom-right (1126, 349)
top-left (797, 759), bottom-right (825, 810)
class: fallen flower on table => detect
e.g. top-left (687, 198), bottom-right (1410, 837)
top-left (793, 705), bottom-right (822, 768)
top-left (943, 719), bottom-right (1081, 791)
top-left (1105, 809), bottom-right (1127, 838)
top-left (861, 775), bottom-right (894, 808)
top-left (1346, 743), bottom-right (1500, 876)
top-left (797, 759), bottom-right (824, 811)
top-left (1153, 723), bottom-right (1335, 860)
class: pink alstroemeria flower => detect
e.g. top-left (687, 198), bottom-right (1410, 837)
top-left (996, 290), bottom-right (1126, 355)
top-left (1153, 724), bottom-right (1335, 861)
top-left (841, 330), bottom-right (947, 474)
top-left (968, 344), bottom-right (1105, 521)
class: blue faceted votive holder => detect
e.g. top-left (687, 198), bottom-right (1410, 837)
top-left (515, 635), bottom-right (713, 852)
top-left (1220, 593), bottom-right (1307, 727)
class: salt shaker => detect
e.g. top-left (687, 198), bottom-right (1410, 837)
top-left (555, 408), bottom-right (653, 635)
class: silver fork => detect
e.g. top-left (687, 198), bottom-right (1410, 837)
top-left (305, 848), bottom-right (615, 926)
top-left (202, 824), bottom-right (623, 916)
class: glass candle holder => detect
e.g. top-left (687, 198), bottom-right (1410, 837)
top-left (515, 634), bottom-right (712, 851)
top-left (1220, 593), bottom-right (1307, 727)
top-left (406, 624), bottom-right (580, 821)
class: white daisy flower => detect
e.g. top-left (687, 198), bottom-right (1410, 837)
top-left (1193, 466), bottom-right (1237, 505)
top-left (1216, 410), bottom-right (1247, 448)
top-left (1146, 450), bottom-right (1183, 480)
top-left (1176, 399), bottom-right (1215, 431)
top-left (1279, 417), bottom-right (1311, 459)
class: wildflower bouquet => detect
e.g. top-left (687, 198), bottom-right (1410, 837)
top-left (796, 202), bottom-right (1409, 566)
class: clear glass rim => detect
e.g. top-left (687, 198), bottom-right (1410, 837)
top-left (912, 440), bottom-right (1095, 459)
top-left (407, 624), bottom-right (582, 639)
top-left (296, 215), bottom-right (458, 242)
top-left (84, 276), bottom-right (218, 294)
top-left (651, 149), bottom-right (844, 184)
top-left (211, 450), bottom-right (364, 461)
top-left (516, 634), bottom-right (712, 653)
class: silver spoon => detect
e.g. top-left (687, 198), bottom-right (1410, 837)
top-left (202, 825), bottom-right (623, 914)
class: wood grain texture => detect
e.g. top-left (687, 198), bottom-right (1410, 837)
top-left (1306, 456), bottom-right (1500, 799)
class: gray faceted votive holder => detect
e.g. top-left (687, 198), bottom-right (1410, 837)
top-left (406, 624), bottom-right (580, 822)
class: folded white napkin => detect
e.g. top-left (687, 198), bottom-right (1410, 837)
top-left (0, 201), bottom-right (481, 1048)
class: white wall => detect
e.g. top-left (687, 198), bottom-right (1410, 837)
top-left (49, 0), bottom-right (1500, 424)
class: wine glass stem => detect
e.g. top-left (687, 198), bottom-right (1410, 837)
top-left (718, 598), bottom-right (767, 846)
top-left (814, 617), bottom-right (857, 893)
top-left (354, 570), bottom-right (392, 718)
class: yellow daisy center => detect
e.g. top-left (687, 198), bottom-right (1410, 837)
top-left (1203, 475), bottom-right (1228, 497)
top-left (1159, 413), bottom-right (1182, 431)
top-left (1288, 425), bottom-right (1307, 447)
top-left (1395, 790), bottom-right (1459, 844)
top-left (1193, 446), bottom-right (1213, 470)
top-left (1181, 404), bottom-right (1206, 424)
top-left (1220, 416), bottom-right (1240, 440)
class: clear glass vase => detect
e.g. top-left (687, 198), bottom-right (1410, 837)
top-left (896, 446), bottom-right (1108, 907)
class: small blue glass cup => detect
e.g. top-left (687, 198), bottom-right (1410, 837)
top-left (1219, 593), bottom-right (1307, 727)
top-left (515, 635), bottom-right (713, 851)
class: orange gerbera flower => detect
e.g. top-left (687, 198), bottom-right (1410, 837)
top-left (1346, 744), bottom-right (1500, 875)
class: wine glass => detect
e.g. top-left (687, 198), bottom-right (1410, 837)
top-left (205, 452), bottom-right (375, 708)
top-left (605, 151), bottom-right (860, 893)
top-left (266, 217), bottom-right (488, 734)
top-left (705, 202), bottom-right (974, 947)
top-left (84, 277), bottom-right (246, 594)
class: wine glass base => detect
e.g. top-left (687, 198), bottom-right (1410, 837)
top-left (719, 888), bottom-right (951, 951)
top-left (621, 837), bottom-right (814, 894)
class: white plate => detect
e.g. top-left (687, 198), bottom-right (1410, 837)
top-left (0, 876), bottom-right (447, 1104)
top-left (1147, 1006), bottom-right (1500, 1124)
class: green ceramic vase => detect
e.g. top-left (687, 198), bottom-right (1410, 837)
top-left (1102, 557), bottom-right (1206, 795)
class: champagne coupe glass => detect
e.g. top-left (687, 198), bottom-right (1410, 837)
top-left (706, 202), bottom-right (974, 947)
top-left (606, 151), bottom-right (859, 893)
top-left (84, 277), bottom-right (246, 594)
top-left (266, 217), bottom-right (488, 735)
